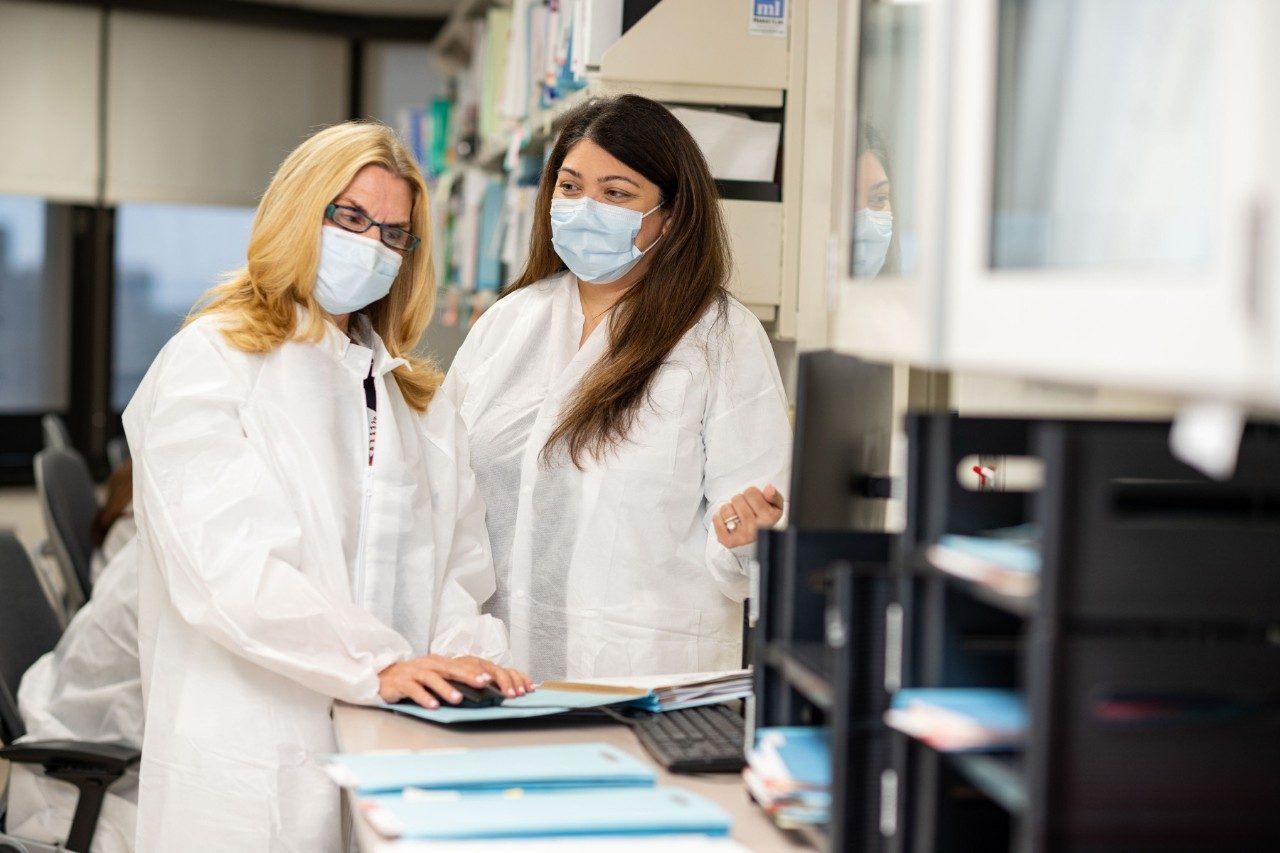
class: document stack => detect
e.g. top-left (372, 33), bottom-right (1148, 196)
top-left (324, 742), bottom-right (734, 843)
top-left (548, 669), bottom-right (754, 713)
top-left (742, 727), bottom-right (831, 829)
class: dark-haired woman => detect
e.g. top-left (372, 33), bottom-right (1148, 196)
top-left (444, 95), bottom-right (792, 681)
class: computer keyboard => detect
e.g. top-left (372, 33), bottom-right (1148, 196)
top-left (632, 703), bottom-right (747, 774)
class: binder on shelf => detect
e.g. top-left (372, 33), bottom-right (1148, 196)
top-left (925, 527), bottom-right (1040, 600)
top-left (885, 688), bottom-right (1027, 753)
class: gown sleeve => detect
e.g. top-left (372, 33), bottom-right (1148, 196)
top-left (701, 307), bottom-right (793, 600)
top-left (125, 325), bottom-right (412, 705)
top-left (423, 397), bottom-right (512, 664)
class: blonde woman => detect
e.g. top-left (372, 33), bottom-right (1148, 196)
top-left (122, 122), bottom-right (530, 852)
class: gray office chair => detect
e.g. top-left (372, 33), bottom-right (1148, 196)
top-left (32, 450), bottom-right (97, 609)
top-left (0, 532), bottom-right (139, 853)
top-left (39, 416), bottom-right (71, 453)
top-left (104, 438), bottom-right (129, 473)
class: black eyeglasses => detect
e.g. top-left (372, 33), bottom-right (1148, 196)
top-left (325, 203), bottom-right (421, 252)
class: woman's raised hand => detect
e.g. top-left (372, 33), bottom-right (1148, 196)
top-left (712, 484), bottom-right (785, 549)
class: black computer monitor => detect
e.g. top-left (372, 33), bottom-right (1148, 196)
top-left (788, 351), bottom-right (895, 530)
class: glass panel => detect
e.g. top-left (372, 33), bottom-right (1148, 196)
top-left (0, 195), bottom-right (68, 413)
top-left (851, 0), bottom-right (926, 279)
top-left (113, 202), bottom-right (255, 410)
top-left (991, 0), bottom-right (1217, 269)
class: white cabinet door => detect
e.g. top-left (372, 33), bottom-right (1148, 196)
top-left (945, 0), bottom-right (1268, 400)
top-left (830, 0), bottom-right (950, 365)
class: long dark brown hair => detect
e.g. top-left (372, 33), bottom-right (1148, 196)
top-left (506, 94), bottom-right (730, 468)
top-left (91, 459), bottom-right (132, 548)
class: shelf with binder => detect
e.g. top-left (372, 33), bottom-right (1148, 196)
top-left (896, 411), bottom-right (1280, 851)
top-left (752, 521), bottom-right (899, 851)
top-left (754, 351), bottom-right (1280, 852)
top-left (419, 0), bottom-right (833, 337)
top-left (916, 550), bottom-right (1036, 620)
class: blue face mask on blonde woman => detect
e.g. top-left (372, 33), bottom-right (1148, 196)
top-left (442, 94), bottom-right (791, 683)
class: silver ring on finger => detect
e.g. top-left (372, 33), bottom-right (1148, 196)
top-left (724, 514), bottom-right (741, 533)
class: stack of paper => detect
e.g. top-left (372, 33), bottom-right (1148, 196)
top-left (546, 670), bottom-right (753, 713)
top-left (884, 689), bottom-right (1027, 752)
top-left (926, 525), bottom-right (1041, 598)
top-left (742, 727), bottom-right (830, 828)
top-left (669, 108), bottom-right (782, 183)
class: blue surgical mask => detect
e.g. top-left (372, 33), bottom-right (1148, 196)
top-left (313, 226), bottom-right (402, 315)
top-left (550, 197), bottom-right (663, 284)
top-left (853, 208), bottom-right (893, 277)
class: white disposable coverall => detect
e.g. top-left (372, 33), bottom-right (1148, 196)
top-left (443, 273), bottom-right (792, 681)
top-left (7, 536), bottom-right (142, 853)
top-left (121, 311), bottom-right (507, 852)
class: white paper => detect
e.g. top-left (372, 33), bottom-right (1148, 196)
top-left (561, 669), bottom-right (751, 691)
top-left (1169, 400), bottom-right (1246, 480)
top-left (670, 107), bottom-right (781, 183)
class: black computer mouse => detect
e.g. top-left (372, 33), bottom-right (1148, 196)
top-left (446, 679), bottom-right (506, 709)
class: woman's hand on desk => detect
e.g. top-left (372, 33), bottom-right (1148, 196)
top-left (377, 654), bottom-right (532, 708)
top-left (451, 655), bottom-right (535, 699)
top-left (712, 485), bottom-right (785, 549)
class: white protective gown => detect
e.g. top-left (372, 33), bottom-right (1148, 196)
top-left (443, 273), bottom-right (792, 681)
top-left (7, 536), bottom-right (142, 853)
top-left (121, 310), bottom-right (508, 853)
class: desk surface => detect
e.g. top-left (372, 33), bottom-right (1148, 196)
top-left (332, 702), bottom-right (816, 853)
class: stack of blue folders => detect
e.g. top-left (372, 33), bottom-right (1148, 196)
top-left (323, 742), bottom-right (733, 842)
top-left (742, 727), bottom-right (831, 829)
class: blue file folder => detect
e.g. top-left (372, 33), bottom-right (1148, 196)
top-left (362, 787), bottom-right (732, 840)
top-left (379, 687), bottom-right (644, 725)
top-left (324, 742), bottom-right (655, 795)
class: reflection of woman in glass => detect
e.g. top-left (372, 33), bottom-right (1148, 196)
top-left (853, 123), bottom-right (899, 277)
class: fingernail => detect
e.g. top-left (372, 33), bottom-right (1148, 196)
top-left (517, 687), bottom-right (526, 695)
top-left (451, 692), bottom-right (462, 702)
top-left (477, 673), bottom-right (492, 683)
top-left (507, 689), bottom-right (516, 697)
top-left (427, 701), bottom-right (439, 709)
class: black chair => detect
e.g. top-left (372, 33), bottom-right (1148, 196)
top-left (33, 449), bottom-right (97, 608)
top-left (39, 415), bottom-right (71, 453)
top-left (0, 532), bottom-right (139, 853)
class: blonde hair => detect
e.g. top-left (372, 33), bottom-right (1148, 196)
top-left (188, 121), bottom-right (442, 411)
